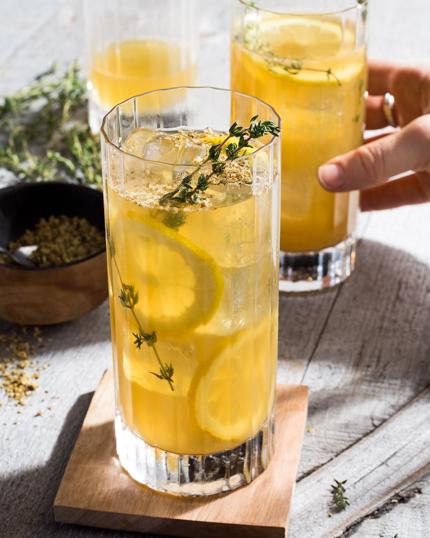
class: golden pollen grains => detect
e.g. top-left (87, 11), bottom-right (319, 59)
top-left (0, 327), bottom-right (51, 406)
top-left (0, 215), bottom-right (105, 267)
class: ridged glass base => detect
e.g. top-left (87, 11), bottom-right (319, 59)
top-left (115, 408), bottom-right (276, 497)
top-left (279, 236), bottom-right (356, 294)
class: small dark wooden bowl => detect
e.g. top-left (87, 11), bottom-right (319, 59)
top-left (0, 182), bottom-right (108, 325)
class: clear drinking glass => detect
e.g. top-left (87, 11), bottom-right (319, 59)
top-left (84, 0), bottom-right (198, 133)
top-left (231, 0), bottom-right (368, 293)
top-left (101, 87), bottom-right (281, 496)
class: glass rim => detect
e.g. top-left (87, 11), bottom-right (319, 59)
top-left (100, 86), bottom-right (281, 169)
top-left (237, 0), bottom-right (368, 17)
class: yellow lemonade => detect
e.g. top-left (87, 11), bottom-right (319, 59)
top-left (231, 17), bottom-right (366, 252)
top-left (105, 129), bottom-right (279, 456)
top-left (91, 39), bottom-right (197, 111)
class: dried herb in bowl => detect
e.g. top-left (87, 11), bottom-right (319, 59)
top-left (0, 215), bottom-right (105, 267)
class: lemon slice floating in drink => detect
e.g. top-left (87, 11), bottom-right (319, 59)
top-left (246, 16), bottom-right (359, 85)
top-left (114, 208), bottom-right (224, 336)
top-left (188, 317), bottom-right (274, 442)
top-left (265, 17), bottom-right (343, 60)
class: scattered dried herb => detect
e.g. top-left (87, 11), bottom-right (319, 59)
top-left (0, 215), bottom-right (105, 267)
top-left (0, 327), bottom-right (50, 405)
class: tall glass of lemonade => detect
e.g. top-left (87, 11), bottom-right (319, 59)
top-left (232, 0), bottom-right (368, 292)
top-left (84, 0), bottom-right (198, 133)
top-left (101, 88), bottom-right (281, 496)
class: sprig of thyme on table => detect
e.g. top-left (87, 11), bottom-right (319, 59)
top-left (331, 479), bottom-right (350, 510)
top-left (159, 115), bottom-right (280, 207)
top-left (0, 62), bottom-right (102, 188)
top-left (110, 240), bottom-right (174, 391)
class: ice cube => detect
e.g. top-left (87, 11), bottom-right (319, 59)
top-left (177, 139), bottom-right (207, 165)
top-left (121, 128), bottom-right (158, 157)
top-left (121, 131), bottom-right (208, 186)
top-left (142, 135), bottom-right (180, 164)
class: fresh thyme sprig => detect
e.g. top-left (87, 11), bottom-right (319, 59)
top-left (110, 240), bottom-right (174, 391)
top-left (133, 329), bottom-right (174, 389)
top-left (159, 115), bottom-right (280, 206)
top-left (266, 58), bottom-right (342, 86)
top-left (0, 62), bottom-right (85, 139)
top-left (331, 479), bottom-right (350, 510)
top-left (0, 62), bottom-right (102, 188)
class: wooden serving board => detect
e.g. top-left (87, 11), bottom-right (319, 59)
top-left (54, 369), bottom-right (308, 538)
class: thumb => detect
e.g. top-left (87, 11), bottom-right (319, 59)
top-left (317, 115), bottom-right (430, 192)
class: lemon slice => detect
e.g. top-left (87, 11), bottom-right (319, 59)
top-left (244, 16), bottom-right (362, 86)
top-left (201, 134), bottom-right (256, 152)
top-left (188, 316), bottom-right (275, 442)
top-left (260, 16), bottom-right (343, 60)
top-left (200, 134), bottom-right (268, 169)
top-left (115, 207), bottom-right (224, 336)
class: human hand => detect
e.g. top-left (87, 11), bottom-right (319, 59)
top-left (317, 59), bottom-right (430, 211)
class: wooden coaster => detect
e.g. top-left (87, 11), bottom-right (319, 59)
top-left (54, 369), bottom-right (308, 538)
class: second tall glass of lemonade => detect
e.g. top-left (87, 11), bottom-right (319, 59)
top-left (232, 0), bottom-right (368, 292)
top-left (101, 88), bottom-right (281, 496)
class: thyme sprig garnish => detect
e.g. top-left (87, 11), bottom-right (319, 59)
top-left (110, 241), bottom-right (174, 391)
top-left (133, 329), bottom-right (174, 389)
top-left (331, 479), bottom-right (350, 510)
top-left (0, 62), bottom-right (102, 188)
top-left (267, 58), bottom-right (342, 86)
top-left (159, 116), bottom-right (280, 206)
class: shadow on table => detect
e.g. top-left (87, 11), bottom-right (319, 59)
top-left (279, 238), bottom-right (430, 477)
top-left (0, 299), bottom-right (112, 357)
top-left (39, 299), bottom-right (112, 352)
top-left (0, 392), bottom-right (176, 538)
top-left (279, 238), bottom-right (430, 386)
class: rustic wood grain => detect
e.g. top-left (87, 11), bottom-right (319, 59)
top-left (298, 204), bottom-right (430, 479)
top-left (348, 473), bottom-right (430, 538)
top-left (54, 370), bottom-right (309, 538)
top-left (288, 385), bottom-right (430, 538)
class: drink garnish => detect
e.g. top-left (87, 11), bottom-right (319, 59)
top-left (111, 241), bottom-right (175, 391)
top-left (159, 116), bottom-right (280, 207)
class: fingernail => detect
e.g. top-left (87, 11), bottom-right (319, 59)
top-left (318, 164), bottom-right (345, 189)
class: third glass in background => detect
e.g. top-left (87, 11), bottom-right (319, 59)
top-left (231, 0), bottom-right (368, 293)
top-left (84, 0), bottom-right (198, 133)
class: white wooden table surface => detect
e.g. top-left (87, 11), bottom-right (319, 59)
top-left (1, 1), bottom-right (430, 537)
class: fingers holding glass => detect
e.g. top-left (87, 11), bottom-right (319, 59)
top-left (318, 116), bottom-right (430, 194)
top-left (361, 172), bottom-right (430, 211)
